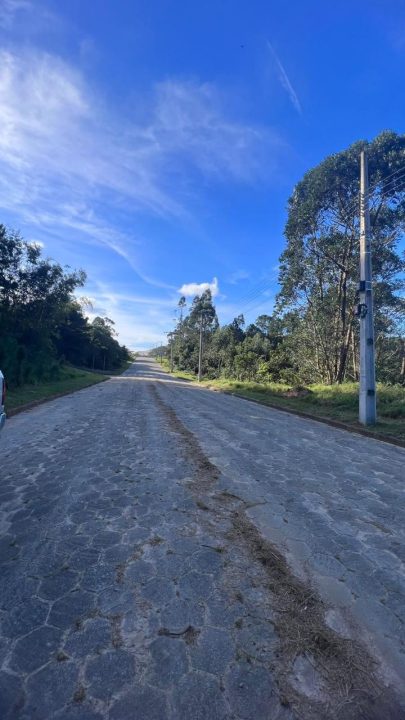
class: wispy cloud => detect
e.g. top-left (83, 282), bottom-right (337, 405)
top-left (154, 81), bottom-right (267, 182)
top-left (22, 205), bottom-right (177, 291)
top-left (227, 269), bottom-right (250, 284)
top-left (0, 0), bottom-right (30, 28)
top-left (178, 277), bottom-right (219, 297)
top-left (0, 52), bottom-right (273, 211)
top-left (84, 282), bottom-right (176, 348)
top-left (267, 40), bottom-right (302, 115)
top-left (0, 48), bottom-right (281, 290)
top-left (0, 50), bottom-right (182, 219)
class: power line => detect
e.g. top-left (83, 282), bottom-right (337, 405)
top-left (239, 286), bottom-right (277, 313)
top-left (337, 165), bottom-right (405, 222)
top-left (222, 164), bottom-right (405, 328)
top-left (368, 161), bottom-right (405, 192)
top-left (239, 275), bottom-right (278, 305)
top-left (241, 285), bottom-right (278, 313)
top-left (295, 164), bottom-right (405, 229)
top-left (238, 278), bottom-right (280, 317)
top-left (233, 276), bottom-right (277, 305)
top-left (296, 173), bottom-right (405, 272)
top-left (241, 296), bottom-right (277, 318)
top-left (217, 273), bottom-right (279, 323)
top-left (370, 173), bottom-right (405, 203)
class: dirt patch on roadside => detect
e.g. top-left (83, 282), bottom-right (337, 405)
top-left (282, 386), bottom-right (313, 399)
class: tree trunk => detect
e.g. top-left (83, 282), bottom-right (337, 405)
top-left (351, 325), bottom-right (358, 380)
top-left (336, 316), bottom-right (353, 383)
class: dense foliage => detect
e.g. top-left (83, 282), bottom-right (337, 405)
top-left (155, 290), bottom-right (297, 383)
top-left (278, 130), bottom-right (405, 384)
top-left (0, 226), bottom-right (130, 388)
top-left (159, 132), bottom-right (405, 386)
top-left (160, 288), bottom-right (404, 386)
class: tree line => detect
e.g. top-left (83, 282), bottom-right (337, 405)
top-left (0, 226), bottom-right (130, 388)
top-left (158, 131), bottom-right (405, 386)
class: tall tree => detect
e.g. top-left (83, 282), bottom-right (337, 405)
top-left (0, 225), bottom-right (130, 385)
top-left (277, 131), bottom-right (405, 383)
top-left (186, 290), bottom-right (218, 332)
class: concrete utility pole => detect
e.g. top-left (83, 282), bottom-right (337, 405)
top-left (168, 332), bottom-right (174, 372)
top-left (359, 150), bottom-right (377, 425)
top-left (198, 313), bottom-right (204, 382)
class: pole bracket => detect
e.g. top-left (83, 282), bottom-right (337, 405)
top-left (355, 303), bottom-right (368, 319)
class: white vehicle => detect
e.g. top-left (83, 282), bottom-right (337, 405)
top-left (0, 371), bottom-right (6, 432)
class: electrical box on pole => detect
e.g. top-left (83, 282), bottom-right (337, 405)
top-left (359, 150), bottom-right (377, 425)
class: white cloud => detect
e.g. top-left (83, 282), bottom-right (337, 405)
top-left (27, 239), bottom-right (44, 248)
top-left (267, 41), bottom-right (302, 115)
top-left (178, 277), bottom-right (219, 297)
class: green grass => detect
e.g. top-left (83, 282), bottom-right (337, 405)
top-left (211, 381), bottom-right (405, 442)
top-left (6, 366), bottom-right (107, 413)
top-left (69, 360), bottom-right (132, 377)
top-left (96, 360), bottom-right (133, 376)
top-left (157, 360), bottom-right (405, 444)
top-left (159, 358), bottom-right (196, 381)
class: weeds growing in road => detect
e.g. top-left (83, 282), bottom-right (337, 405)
top-left (228, 509), bottom-right (390, 719)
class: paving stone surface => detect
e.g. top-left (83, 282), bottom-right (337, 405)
top-left (0, 358), bottom-right (404, 719)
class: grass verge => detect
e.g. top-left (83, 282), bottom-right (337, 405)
top-left (157, 359), bottom-right (405, 445)
top-left (68, 360), bottom-right (132, 377)
top-left (107, 361), bottom-right (132, 376)
top-left (6, 365), bottom-right (107, 414)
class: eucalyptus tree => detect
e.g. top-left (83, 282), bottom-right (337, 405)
top-left (277, 131), bottom-right (405, 383)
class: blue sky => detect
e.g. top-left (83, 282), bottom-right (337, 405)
top-left (0, 0), bottom-right (404, 348)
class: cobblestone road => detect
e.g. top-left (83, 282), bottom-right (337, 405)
top-left (1, 358), bottom-right (404, 719)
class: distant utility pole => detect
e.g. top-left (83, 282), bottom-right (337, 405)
top-left (198, 313), bottom-right (204, 382)
top-left (198, 311), bottom-right (211, 382)
top-left (167, 332), bottom-right (174, 372)
top-left (358, 150), bottom-right (377, 425)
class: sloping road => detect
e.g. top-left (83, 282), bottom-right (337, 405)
top-left (0, 358), bottom-right (404, 719)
